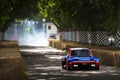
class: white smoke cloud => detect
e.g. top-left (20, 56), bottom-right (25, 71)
top-left (5, 20), bottom-right (49, 46)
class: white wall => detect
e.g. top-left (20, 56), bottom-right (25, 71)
top-left (45, 22), bottom-right (58, 35)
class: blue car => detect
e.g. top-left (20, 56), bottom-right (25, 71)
top-left (61, 48), bottom-right (100, 70)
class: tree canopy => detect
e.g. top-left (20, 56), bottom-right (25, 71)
top-left (39, 0), bottom-right (117, 31)
top-left (0, 0), bottom-right (118, 33)
top-left (0, 0), bottom-right (41, 32)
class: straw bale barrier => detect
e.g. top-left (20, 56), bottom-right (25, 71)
top-left (0, 41), bottom-right (24, 80)
top-left (49, 40), bottom-right (120, 67)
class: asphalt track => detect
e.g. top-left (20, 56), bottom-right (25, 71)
top-left (20, 46), bottom-right (120, 80)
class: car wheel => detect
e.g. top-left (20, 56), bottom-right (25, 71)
top-left (66, 64), bottom-right (71, 71)
top-left (95, 67), bottom-right (99, 70)
top-left (62, 61), bottom-right (66, 69)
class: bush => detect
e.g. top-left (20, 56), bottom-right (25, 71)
top-left (22, 71), bottom-right (28, 80)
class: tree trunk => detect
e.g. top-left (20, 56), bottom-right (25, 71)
top-left (0, 32), bottom-right (4, 41)
top-left (115, 0), bottom-right (120, 47)
top-left (118, 0), bottom-right (120, 29)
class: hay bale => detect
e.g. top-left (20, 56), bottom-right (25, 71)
top-left (0, 58), bottom-right (24, 80)
top-left (0, 41), bottom-right (24, 80)
top-left (92, 51), bottom-right (114, 66)
top-left (0, 41), bottom-right (18, 48)
top-left (49, 40), bottom-right (120, 67)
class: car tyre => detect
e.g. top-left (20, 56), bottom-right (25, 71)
top-left (62, 61), bottom-right (66, 69)
top-left (95, 67), bottom-right (99, 70)
top-left (66, 64), bottom-right (71, 71)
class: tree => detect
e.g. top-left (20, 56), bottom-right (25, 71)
top-left (39, 0), bottom-right (117, 32)
top-left (0, 0), bottom-right (41, 33)
top-left (117, 0), bottom-right (120, 29)
top-left (0, 0), bottom-right (118, 33)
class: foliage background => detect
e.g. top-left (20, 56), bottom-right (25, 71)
top-left (0, 0), bottom-right (118, 35)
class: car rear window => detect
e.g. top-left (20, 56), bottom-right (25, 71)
top-left (71, 49), bottom-right (90, 57)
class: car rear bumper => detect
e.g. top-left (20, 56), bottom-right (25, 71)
top-left (69, 61), bottom-right (99, 69)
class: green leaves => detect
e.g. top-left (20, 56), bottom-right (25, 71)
top-left (39, 0), bottom-right (117, 31)
top-left (0, 0), bottom-right (118, 32)
top-left (0, 0), bottom-right (41, 32)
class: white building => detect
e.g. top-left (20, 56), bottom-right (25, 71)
top-left (45, 22), bottom-right (58, 39)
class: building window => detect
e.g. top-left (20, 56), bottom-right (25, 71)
top-left (48, 26), bottom-right (51, 30)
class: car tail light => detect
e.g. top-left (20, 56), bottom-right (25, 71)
top-left (95, 62), bottom-right (99, 67)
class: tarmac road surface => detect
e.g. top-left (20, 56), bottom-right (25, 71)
top-left (20, 46), bottom-right (120, 80)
